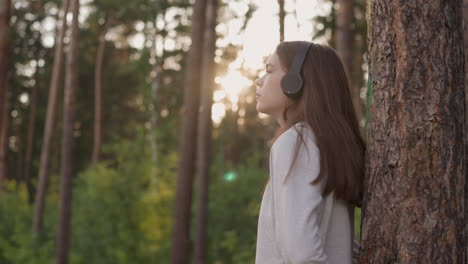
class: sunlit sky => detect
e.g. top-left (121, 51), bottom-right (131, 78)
top-left (125, 1), bottom-right (332, 124)
top-left (224, 0), bottom-right (330, 70)
top-left (35, 0), bottom-right (331, 125)
top-left (209, 0), bottom-right (331, 124)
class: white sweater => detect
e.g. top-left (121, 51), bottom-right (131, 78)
top-left (255, 122), bottom-right (353, 264)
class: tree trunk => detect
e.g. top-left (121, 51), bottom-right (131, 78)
top-left (0, 0), bottom-right (11, 190)
top-left (278, 0), bottom-right (284, 42)
top-left (56, 0), bottom-right (79, 262)
top-left (336, 0), bottom-right (364, 137)
top-left (148, 7), bottom-right (166, 182)
top-left (33, 0), bottom-right (70, 235)
top-left (362, 0), bottom-right (466, 263)
top-left (170, 0), bottom-right (207, 263)
top-left (194, 0), bottom-right (218, 263)
top-left (24, 58), bottom-right (40, 204)
top-left (92, 17), bottom-right (108, 163)
top-left (0, 83), bottom-right (8, 191)
top-left (463, 0), bottom-right (468, 259)
top-left (352, 32), bottom-right (366, 137)
top-left (336, 0), bottom-right (353, 74)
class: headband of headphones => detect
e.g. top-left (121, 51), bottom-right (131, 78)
top-left (280, 41), bottom-right (312, 97)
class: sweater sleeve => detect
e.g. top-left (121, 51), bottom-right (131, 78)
top-left (271, 129), bottom-right (328, 264)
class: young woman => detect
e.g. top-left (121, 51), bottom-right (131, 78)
top-left (254, 41), bottom-right (365, 264)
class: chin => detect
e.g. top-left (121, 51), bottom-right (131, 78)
top-left (256, 103), bottom-right (271, 116)
top-left (256, 103), bottom-right (265, 114)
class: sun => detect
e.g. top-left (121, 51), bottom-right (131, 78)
top-left (216, 69), bottom-right (251, 106)
top-left (211, 69), bottom-right (252, 124)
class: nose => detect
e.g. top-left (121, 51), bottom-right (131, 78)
top-left (255, 76), bottom-right (263, 87)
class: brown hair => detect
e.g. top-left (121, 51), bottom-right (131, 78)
top-left (261, 41), bottom-right (366, 208)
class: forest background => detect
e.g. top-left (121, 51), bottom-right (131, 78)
top-left (1, 0), bottom-right (403, 263)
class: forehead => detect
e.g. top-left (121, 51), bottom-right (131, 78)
top-left (266, 53), bottom-right (280, 66)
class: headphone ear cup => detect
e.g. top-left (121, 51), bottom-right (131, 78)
top-left (281, 73), bottom-right (303, 96)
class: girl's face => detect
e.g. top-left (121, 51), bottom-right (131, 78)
top-left (255, 52), bottom-right (290, 119)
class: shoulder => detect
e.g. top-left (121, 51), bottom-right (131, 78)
top-left (270, 122), bottom-right (323, 185)
top-left (271, 122), bottom-right (318, 155)
top-left (271, 122), bottom-right (320, 169)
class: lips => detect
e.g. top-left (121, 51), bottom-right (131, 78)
top-left (256, 93), bottom-right (261, 99)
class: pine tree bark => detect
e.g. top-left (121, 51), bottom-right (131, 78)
top-left (194, 0), bottom-right (218, 263)
top-left (0, 0), bottom-right (11, 190)
top-left (170, 0), bottom-right (207, 263)
top-left (33, 0), bottom-right (70, 235)
top-left (56, 0), bottom-right (79, 262)
top-left (362, 0), bottom-right (467, 263)
top-left (463, 0), bottom-right (468, 259)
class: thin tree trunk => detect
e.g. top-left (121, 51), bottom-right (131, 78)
top-left (24, 58), bottom-right (40, 204)
top-left (91, 17), bottom-right (108, 163)
top-left (16, 136), bottom-right (23, 184)
top-left (336, 0), bottom-right (353, 74)
top-left (336, 0), bottom-right (364, 137)
top-left (0, 82), bottom-right (8, 191)
top-left (33, 0), bottom-right (70, 235)
top-left (278, 0), bottom-right (284, 42)
top-left (352, 33), bottom-right (366, 136)
top-left (170, 0), bottom-right (207, 262)
top-left (150, 29), bottom-right (159, 177)
top-left (56, 0), bottom-right (79, 262)
top-left (362, 0), bottom-right (466, 263)
top-left (194, 0), bottom-right (218, 263)
top-left (148, 7), bottom-right (166, 182)
top-left (0, 0), bottom-right (11, 190)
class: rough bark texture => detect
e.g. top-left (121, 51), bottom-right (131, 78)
top-left (0, 0), bottom-right (11, 189)
top-left (33, 0), bottom-right (70, 235)
top-left (463, 0), bottom-right (468, 260)
top-left (56, 0), bottom-right (79, 262)
top-left (194, 0), bottom-right (217, 263)
top-left (170, 0), bottom-right (207, 263)
top-left (362, 0), bottom-right (467, 263)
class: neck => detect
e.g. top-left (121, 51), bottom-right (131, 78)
top-left (276, 113), bottom-right (295, 132)
top-left (275, 104), bottom-right (301, 130)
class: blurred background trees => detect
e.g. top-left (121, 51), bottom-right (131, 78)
top-left (0, 0), bottom-right (369, 263)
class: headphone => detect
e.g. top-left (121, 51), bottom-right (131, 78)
top-left (280, 41), bottom-right (313, 98)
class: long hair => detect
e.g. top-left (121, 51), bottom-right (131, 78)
top-left (262, 41), bottom-right (366, 208)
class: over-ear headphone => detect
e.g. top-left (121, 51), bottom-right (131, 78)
top-left (280, 41), bottom-right (313, 98)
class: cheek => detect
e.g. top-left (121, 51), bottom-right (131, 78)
top-left (257, 76), bottom-right (289, 113)
top-left (264, 74), bottom-right (282, 93)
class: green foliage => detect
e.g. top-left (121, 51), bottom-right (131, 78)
top-left (0, 130), bottom-right (180, 264)
top-left (355, 207), bottom-right (361, 241)
top-left (200, 153), bottom-right (268, 264)
top-left (0, 181), bottom-right (56, 264)
top-left (70, 132), bottom-right (177, 263)
top-left (2, 0), bottom-right (365, 262)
